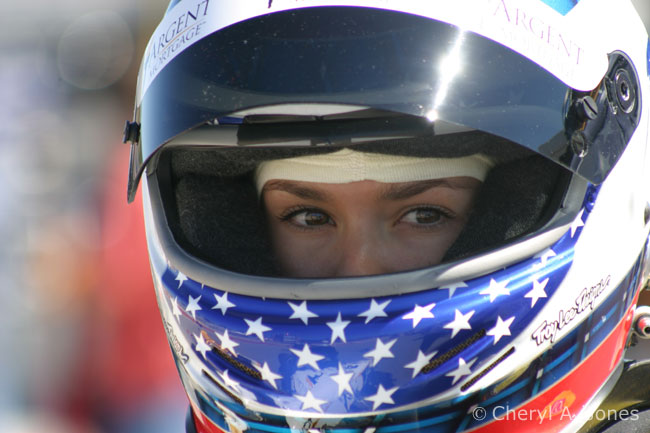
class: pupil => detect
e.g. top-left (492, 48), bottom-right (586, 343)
top-left (416, 209), bottom-right (440, 224)
top-left (305, 211), bottom-right (328, 225)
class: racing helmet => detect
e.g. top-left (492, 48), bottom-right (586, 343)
top-left (124, 1), bottom-right (650, 432)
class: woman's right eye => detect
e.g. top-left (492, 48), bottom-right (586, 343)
top-left (283, 209), bottom-right (334, 227)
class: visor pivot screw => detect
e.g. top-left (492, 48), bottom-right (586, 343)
top-left (633, 306), bottom-right (650, 339)
top-left (614, 69), bottom-right (636, 113)
top-left (575, 96), bottom-right (598, 121)
top-left (123, 120), bottom-right (140, 144)
top-left (570, 130), bottom-right (589, 158)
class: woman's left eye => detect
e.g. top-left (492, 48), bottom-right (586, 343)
top-left (401, 207), bottom-right (449, 226)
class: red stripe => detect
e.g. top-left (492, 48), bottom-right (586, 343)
top-left (471, 300), bottom-right (636, 433)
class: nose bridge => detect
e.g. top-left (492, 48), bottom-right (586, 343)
top-left (336, 221), bottom-right (388, 277)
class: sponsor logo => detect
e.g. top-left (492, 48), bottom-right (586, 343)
top-left (539, 390), bottom-right (576, 421)
top-left (144, 0), bottom-right (210, 84)
top-left (531, 275), bottom-right (611, 346)
top-left (491, 0), bottom-right (583, 67)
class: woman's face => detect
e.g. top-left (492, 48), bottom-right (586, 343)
top-left (262, 177), bottom-right (481, 278)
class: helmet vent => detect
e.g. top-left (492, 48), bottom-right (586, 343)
top-left (421, 329), bottom-right (486, 374)
top-left (460, 346), bottom-right (515, 392)
top-left (202, 330), bottom-right (264, 381)
top-left (210, 345), bottom-right (263, 381)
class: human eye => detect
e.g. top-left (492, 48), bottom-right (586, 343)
top-left (399, 206), bottom-right (455, 228)
top-left (280, 206), bottom-right (334, 228)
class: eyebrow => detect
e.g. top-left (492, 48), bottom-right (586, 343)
top-left (263, 178), bottom-right (474, 201)
top-left (262, 180), bottom-right (332, 201)
top-left (379, 179), bottom-right (460, 200)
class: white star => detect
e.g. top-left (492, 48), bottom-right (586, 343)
top-left (525, 278), bottom-right (549, 308)
top-left (364, 338), bottom-right (397, 366)
top-left (533, 248), bottom-right (556, 268)
top-left (446, 357), bottom-right (477, 385)
top-left (404, 349), bottom-right (437, 378)
top-left (365, 384), bottom-right (398, 410)
top-left (254, 362), bottom-right (282, 390)
top-left (331, 363), bottom-right (354, 396)
top-left (296, 390), bottom-right (327, 413)
top-left (170, 297), bottom-right (182, 323)
top-left (402, 302), bottom-right (436, 328)
top-left (486, 316), bottom-right (515, 344)
top-left (479, 279), bottom-right (510, 303)
top-left (440, 281), bottom-right (467, 299)
top-left (570, 209), bottom-right (585, 238)
top-left (358, 299), bottom-right (390, 324)
top-left (245, 317), bottom-right (271, 342)
top-left (186, 295), bottom-right (202, 319)
top-left (290, 344), bottom-right (325, 370)
top-left (214, 329), bottom-right (239, 356)
top-left (288, 301), bottom-right (318, 325)
top-left (175, 271), bottom-right (188, 288)
top-left (443, 309), bottom-right (475, 338)
top-left (193, 333), bottom-right (211, 359)
top-left (212, 292), bottom-right (235, 315)
top-left (218, 369), bottom-right (240, 392)
top-left (327, 312), bottom-right (350, 344)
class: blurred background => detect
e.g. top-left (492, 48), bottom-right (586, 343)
top-left (0, 1), bottom-right (649, 433)
top-left (0, 1), bottom-right (187, 432)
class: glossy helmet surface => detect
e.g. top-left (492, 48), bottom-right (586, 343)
top-left (126, 1), bottom-right (650, 432)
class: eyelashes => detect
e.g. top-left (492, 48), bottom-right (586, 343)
top-left (278, 204), bottom-right (457, 231)
top-left (279, 206), bottom-right (334, 229)
top-left (398, 204), bottom-right (457, 229)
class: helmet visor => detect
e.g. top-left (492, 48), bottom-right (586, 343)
top-left (130, 6), bottom-right (638, 201)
